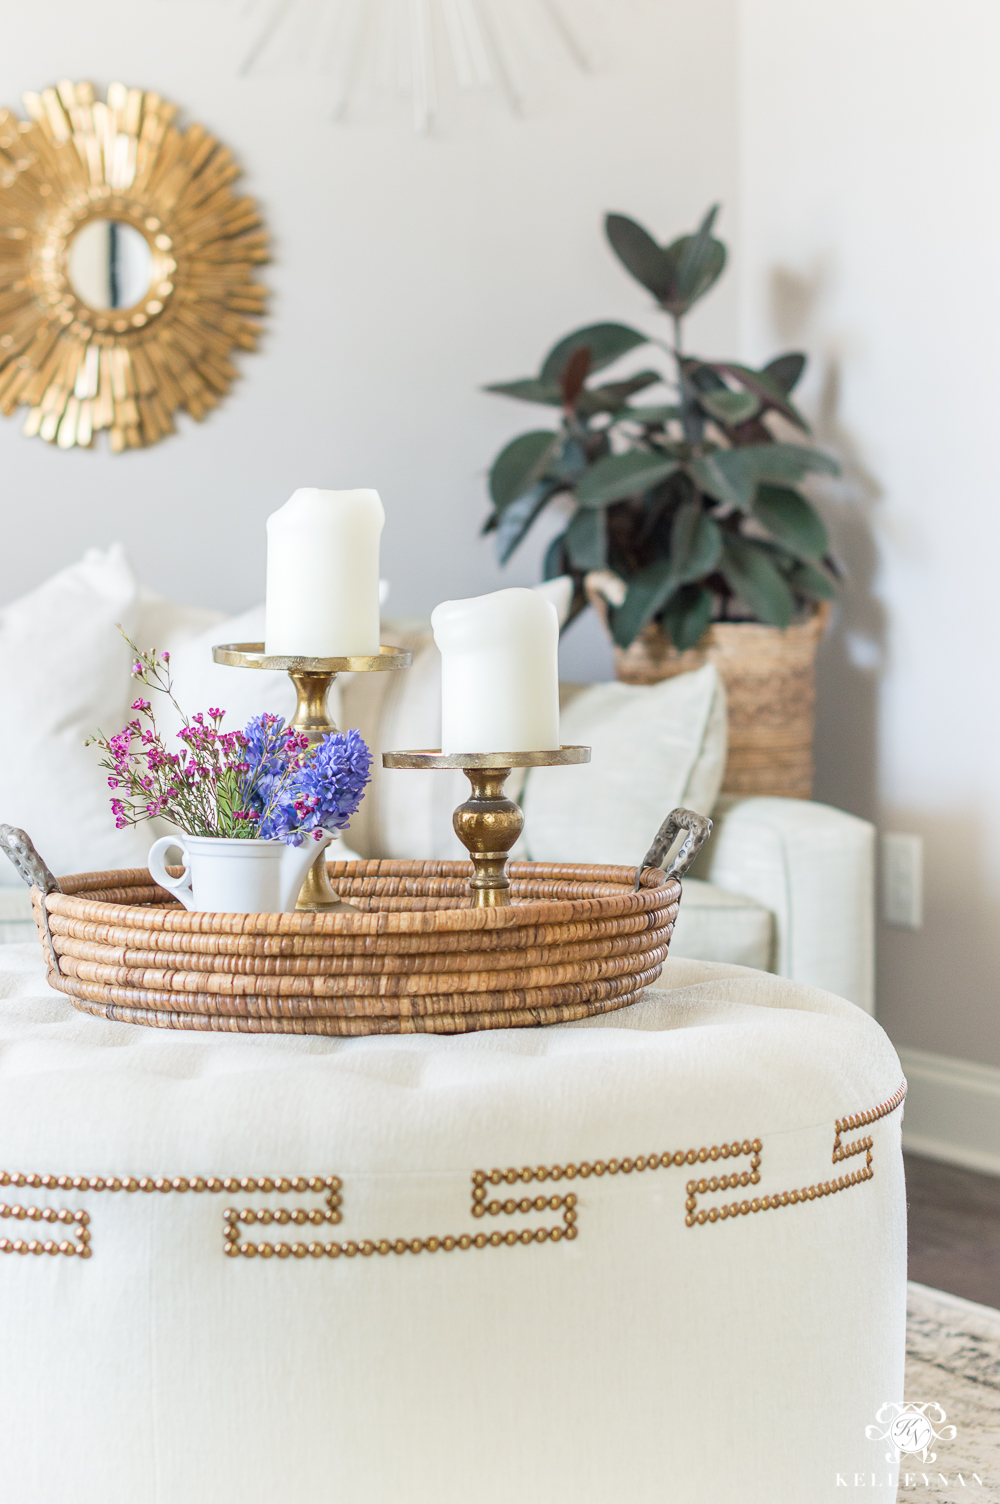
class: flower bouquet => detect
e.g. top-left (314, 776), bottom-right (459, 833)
top-left (87, 638), bottom-right (372, 914)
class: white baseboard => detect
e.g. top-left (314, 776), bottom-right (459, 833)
top-left (897, 1045), bottom-right (1000, 1177)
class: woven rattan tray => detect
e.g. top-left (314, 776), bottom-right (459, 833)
top-left (25, 859), bottom-right (681, 1036)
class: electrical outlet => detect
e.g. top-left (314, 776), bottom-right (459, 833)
top-left (882, 833), bottom-right (923, 929)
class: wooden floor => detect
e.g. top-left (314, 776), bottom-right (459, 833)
top-left (905, 1151), bottom-right (1000, 1308)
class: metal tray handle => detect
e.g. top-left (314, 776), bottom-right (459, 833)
top-left (635, 808), bottom-right (713, 891)
top-left (0, 825), bottom-right (60, 895)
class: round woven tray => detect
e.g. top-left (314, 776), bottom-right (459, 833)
top-left (31, 859), bottom-right (681, 1036)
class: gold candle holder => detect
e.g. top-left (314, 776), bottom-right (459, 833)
top-left (212, 642), bottom-right (412, 911)
top-left (381, 746), bottom-right (590, 907)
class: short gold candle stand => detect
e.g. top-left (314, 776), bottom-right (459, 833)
top-left (381, 747), bottom-right (590, 907)
top-left (213, 642), bottom-right (412, 911)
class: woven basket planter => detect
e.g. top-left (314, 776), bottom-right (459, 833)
top-left (30, 859), bottom-right (681, 1037)
top-left (610, 604), bottom-right (829, 800)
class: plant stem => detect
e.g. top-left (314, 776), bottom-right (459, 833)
top-left (673, 312), bottom-right (695, 448)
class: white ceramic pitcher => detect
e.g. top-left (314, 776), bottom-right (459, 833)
top-left (148, 832), bottom-right (335, 914)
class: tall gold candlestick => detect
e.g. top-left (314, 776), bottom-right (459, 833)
top-left (213, 642), bottom-right (411, 910)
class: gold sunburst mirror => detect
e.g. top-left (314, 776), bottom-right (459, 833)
top-left (0, 80), bottom-right (267, 452)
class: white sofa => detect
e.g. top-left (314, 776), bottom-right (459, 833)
top-left (0, 555), bottom-right (875, 1011)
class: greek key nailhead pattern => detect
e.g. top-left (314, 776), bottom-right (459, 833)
top-left (0, 1173), bottom-right (341, 1258)
top-left (224, 1172), bottom-right (578, 1259)
top-left (684, 1083), bottom-right (907, 1227)
top-left (0, 1202), bottom-right (91, 1258)
top-left (0, 1081), bottom-right (905, 1259)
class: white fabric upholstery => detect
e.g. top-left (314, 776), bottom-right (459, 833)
top-left (695, 796), bottom-right (876, 1014)
top-left (0, 889), bottom-right (33, 945)
top-left (0, 545), bottom-right (151, 882)
top-left (521, 665), bottom-right (727, 865)
top-left (668, 876), bottom-right (774, 971)
top-left (0, 944), bottom-right (905, 1503)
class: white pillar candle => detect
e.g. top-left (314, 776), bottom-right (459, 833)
top-left (265, 488), bottom-right (384, 657)
top-left (432, 588), bottom-right (560, 754)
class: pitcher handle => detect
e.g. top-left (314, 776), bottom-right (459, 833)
top-left (148, 836), bottom-right (196, 911)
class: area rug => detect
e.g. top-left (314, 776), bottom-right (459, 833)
top-left (899, 1281), bottom-right (1000, 1501)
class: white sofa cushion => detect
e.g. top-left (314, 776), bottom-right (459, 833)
top-left (667, 877), bottom-right (774, 971)
top-left (0, 545), bottom-right (153, 884)
top-left (696, 795), bottom-right (876, 1012)
top-left (521, 663), bottom-right (727, 867)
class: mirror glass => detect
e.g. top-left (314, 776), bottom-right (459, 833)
top-left (67, 220), bottom-right (153, 310)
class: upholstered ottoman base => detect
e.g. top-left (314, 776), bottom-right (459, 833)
top-left (0, 948), bottom-right (906, 1503)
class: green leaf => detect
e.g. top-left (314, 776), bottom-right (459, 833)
top-left (485, 378), bottom-right (563, 407)
top-left (661, 584), bottom-right (714, 651)
top-left (684, 361), bottom-right (727, 394)
top-left (552, 435), bottom-right (589, 484)
top-left (605, 213), bottom-right (676, 301)
top-left (614, 404), bottom-right (683, 425)
top-left (575, 449), bottom-right (678, 508)
top-left (564, 506), bottom-right (607, 571)
top-left (540, 322), bottom-right (650, 383)
top-left (489, 430), bottom-right (559, 512)
top-left (670, 501), bottom-right (722, 582)
top-left (691, 443), bottom-right (840, 512)
top-left (753, 484), bottom-right (829, 560)
top-left (698, 388), bottom-right (761, 426)
top-left (786, 558), bottom-right (836, 601)
top-left (577, 370), bottom-right (662, 417)
top-left (610, 558), bottom-right (677, 647)
top-left (669, 204), bottom-right (727, 312)
top-left (762, 352), bottom-right (806, 394)
top-left (606, 503), bottom-right (719, 647)
top-left (710, 361), bottom-right (811, 432)
top-left (494, 483), bottom-right (556, 565)
top-left (720, 538), bottom-right (796, 626)
top-left (543, 531), bottom-right (568, 581)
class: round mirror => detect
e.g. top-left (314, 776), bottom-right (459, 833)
top-left (67, 219), bottom-right (153, 310)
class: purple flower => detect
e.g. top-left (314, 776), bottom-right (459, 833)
top-left (260, 728), bottom-right (371, 844)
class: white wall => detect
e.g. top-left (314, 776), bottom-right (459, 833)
top-left (0, 0), bottom-right (739, 684)
top-left (738, 0), bottom-right (1000, 1068)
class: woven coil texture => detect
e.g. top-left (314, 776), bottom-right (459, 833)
top-left (30, 859), bottom-right (681, 1036)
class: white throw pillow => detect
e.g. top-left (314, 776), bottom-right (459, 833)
top-left (134, 589), bottom-right (226, 658)
top-left (147, 603), bottom-right (340, 746)
top-left (520, 663), bottom-right (727, 866)
top-left (0, 545), bottom-right (151, 883)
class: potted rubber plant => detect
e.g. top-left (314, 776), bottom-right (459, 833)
top-left (482, 205), bottom-right (839, 797)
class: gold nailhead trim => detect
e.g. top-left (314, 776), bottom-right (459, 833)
top-left (0, 1203), bottom-right (91, 1258)
top-left (0, 1174), bottom-right (341, 1258)
top-left (0, 1082), bottom-right (905, 1259)
top-left (683, 1083), bottom-right (906, 1228)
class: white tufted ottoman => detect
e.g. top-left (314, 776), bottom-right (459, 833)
top-left (0, 944), bottom-right (906, 1504)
